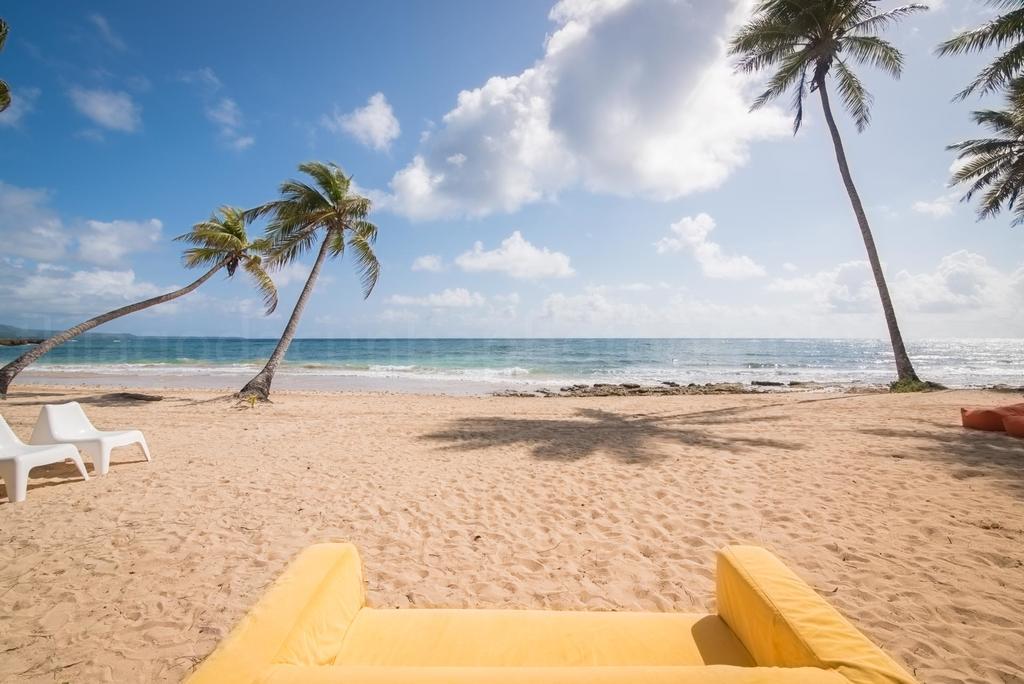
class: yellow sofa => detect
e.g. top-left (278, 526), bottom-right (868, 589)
top-left (188, 544), bottom-right (916, 684)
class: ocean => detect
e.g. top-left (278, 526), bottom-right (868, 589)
top-left (2, 337), bottom-right (1021, 391)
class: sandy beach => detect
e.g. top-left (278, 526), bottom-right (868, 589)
top-left (1, 385), bottom-right (1022, 683)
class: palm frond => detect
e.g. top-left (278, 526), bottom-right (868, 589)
top-left (0, 79), bottom-right (9, 113)
top-left (732, 0), bottom-right (919, 133)
top-left (842, 36), bottom-right (904, 78)
top-left (242, 257), bottom-right (279, 314)
top-left (850, 5), bottom-right (928, 36)
top-left (0, 18), bottom-right (8, 53)
top-left (346, 231), bottom-right (380, 299)
top-left (298, 161), bottom-right (346, 204)
top-left (833, 59), bottom-right (874, 132)
top-left (955, 40), bottom-right (1024, 99)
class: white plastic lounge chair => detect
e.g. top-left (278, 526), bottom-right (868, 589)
top-left (30, 402), bottom-right (151, 476)
top-left (0, 415), bottom-right (89, 503)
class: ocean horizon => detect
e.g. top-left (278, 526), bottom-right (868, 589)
top-left (4, 336), bottom-right (1021, 391)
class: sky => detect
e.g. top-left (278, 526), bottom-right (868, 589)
top-left (1, 0), bottom-right (1021, 339)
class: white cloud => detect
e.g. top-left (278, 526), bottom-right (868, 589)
top-left (769, 251), bottom-right (1024, 326)
top-left (88, 14), bottom-right (127, 51)
top-left (769, 260), bottom-right (878, 313)
top-left (206, 97), bottom-right (254, 150)
top-left (178, 67), bottom-right (223, 92)
top-left (269, 261), bottom-right (322, 288)
top-left (912, 191), bottom-right (958, 218)
top-left (179, 70), bottom-right (253, 149)
top-left (0, 262), bottom-right (165, 317)
top-left (655, 213), bottom-right (765, 279)
top-left (68, 87), bottom-right (141, 132)
top-left (0, 87), bottom-right (41, 128)
top-left (322, 93), bottom-right (400, 151)
top-left (376, 0), bottom-right (788, 220)
top-left (455, 231), bottom-right (574, 279)
top-left (77, 219), bottom-right (162, 266)
top-left (388, 288), bottom-right (486, 307)
top-left (0, 182), bottom-right (70, 260)
top-left (893, 250), bottom-right (1021, 314)
top-left (411, 255), bottom-right (444, 272)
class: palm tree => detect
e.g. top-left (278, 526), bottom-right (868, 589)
top-left (237, 161), bottom-right (380, 401)
top-left (937, 0), bottom-right (1024, 100)
top-left (0, 207), bottom-right (277, 397)
top-left (1, 18), bottom-right (11, 112)
top-left (948, 80), bottom-right (1024, 224)
top-left (730, 0), bottom-right (926, 385)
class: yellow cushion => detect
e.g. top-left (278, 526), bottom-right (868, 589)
top-left (188, 543), bottom-right (917, 684)
top-left (335, 608), bottom-right (753, 667)
top-left (260, 664), bottom-right (848, 684)
top-left (716, 546), bottom-right (915, 684)
top-left (189, 543), bottom-right (365, 684)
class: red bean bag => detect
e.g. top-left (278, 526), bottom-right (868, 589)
top-left (1004, 416), bottom-right (1024, 438)
top-left (961, 404), bottom-right (1024, 431)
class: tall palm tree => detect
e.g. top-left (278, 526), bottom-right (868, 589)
top-left (237, 161), bottom-right (380, 401)
top-left (1, 18), bottom-right (11, 112)
top-left (948, 80), bottom-right (1024, 224)
top-left (0, 207), bottom-right (277, 397)
top-left (937, 0), bottom-right (1024, 100)
top-left (730, 0), bottom-right (926, 385)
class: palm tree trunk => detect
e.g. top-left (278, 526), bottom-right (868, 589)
top-left (238, 233), bottom-right (333, 400)
top-left (816, 79), bottom-right (919, 383)
top-left (0, 261), bottom-right (226, 397)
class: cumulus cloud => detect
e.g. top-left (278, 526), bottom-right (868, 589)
top-left (769, 260), bottom-right (878, 313)
top-left (376, 0), bottom-right (788, 220)
top-left (68, 87), bottom-right (141, 132)
top-left (455, 231), bottom-right (574, 279)
top-left (322, 93), bottom-right (400, 151)
top-left (77, 219), bottom-right (162, 266)
top-left (88, 14), bottom-right (127, 51)
top-left (411, 255), bottom-right (444, 272)
top-left (538, 285), bottom-right (776, 337)
top-left (0, 182), bottom-right (166, 271)
top-left (206, 97), bottom-right (255, 150)
top-left (655, 213), bottom-right (765, 279)
top-left (178, 67), bottom-right (223, 92)
top-left (0, 182), bottom-right (71, 261)
top-left (388, 288), bottom-right (486, 307)
top-left (893, 251), bottom-right (1022, 314)
top-left (0, 87), bottom-right (41, 128)
top-left (0, 260), bottom-right (165, 317)
top-left (912, 191), bottom-right (958, 218)
top-left (179, 68), bottom-right (254, 149)
top-left (769, 251), bottom-right (1024, 322)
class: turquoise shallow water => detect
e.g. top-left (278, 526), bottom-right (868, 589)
top-left (2, 337), bottom-right (1022, 388)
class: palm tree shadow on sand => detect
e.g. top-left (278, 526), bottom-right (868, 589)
top-left (422, 408), bottom-right (802, 465)
top-left (860, 422), bottom-right (1024, 496)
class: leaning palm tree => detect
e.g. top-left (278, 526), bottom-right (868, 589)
top-left (937, 0), bottom-right (1024, 100)
top-left (237, 161), bottom-right (380, 401)
top-left (0, 207), bottom-right (277, 396)
top-left (730, 0), bottom-right (926, 386)
top-left (948, 79), bottom-right (1024, 224)
top-left (1, 18), bottom-right (11, 112)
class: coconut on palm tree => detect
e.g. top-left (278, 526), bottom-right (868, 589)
top-left (948, 80), bottom-right (1024, 224)
top-left (730, 0), bottom-right (926, 387)
top-left (1, 18), bottom-right (11, 112)
top-left (937, 0), bottom-right (1024, 100)
top-left (237, 161), bottom-right (380, 401)
top-left (0, 207), bottom-right (277, 397)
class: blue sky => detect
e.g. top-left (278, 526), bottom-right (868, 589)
top-left (1, 0), bottom-right (1021, 339)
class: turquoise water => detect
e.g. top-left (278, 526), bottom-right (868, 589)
top-left (2, 337), bottom-right (1021, 388)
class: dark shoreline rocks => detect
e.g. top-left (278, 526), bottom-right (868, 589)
top-left (494, 382), bottom-right (756, 398)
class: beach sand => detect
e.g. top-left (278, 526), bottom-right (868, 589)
top-left (1, 385), bottom-right (1022, 683)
